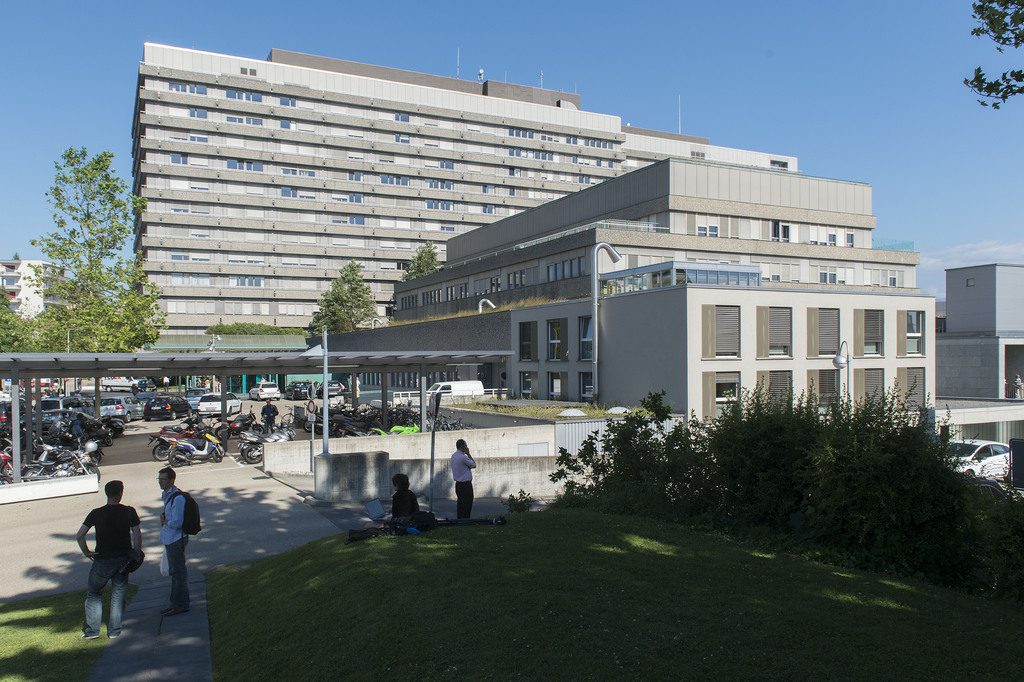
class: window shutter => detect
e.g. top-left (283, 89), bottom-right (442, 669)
top-left (906, 367), bottom-right (925, 406)
top-left (716, 371), bottom-right (740, 386)
top-left (768, 371), bottom-right (792, 403)
top-left (769, 307), bottom-right (791, 351)
top-left (864, 310), bottom-right (883, 343)
top-left (818, 308), bottom-right (839, 356)
top-left (716, 306), bottom-right (740, 356)
top-left (864, 368), bottom-right (883, 397)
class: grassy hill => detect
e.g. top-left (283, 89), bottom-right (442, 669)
top-left (206, 509), bottom-right (1024, 681)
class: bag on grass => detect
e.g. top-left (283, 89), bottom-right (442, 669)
top-left (407, 511), bottom-right (437, 532)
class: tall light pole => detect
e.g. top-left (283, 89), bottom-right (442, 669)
top-left (591, 242), bottom-right (622, 405)
top-left (832, 340), bottom-right (851, 401)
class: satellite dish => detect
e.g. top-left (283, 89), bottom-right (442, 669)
top-left (477, 68), bottom-right (484, 83)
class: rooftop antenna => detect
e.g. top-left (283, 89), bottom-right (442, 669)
top-left (540, 69), bottom-right (543, 88)
top-left (678, 94), bottom-right (681, 135)
top-left (457, 48), bottom-right (460, 79)
top-left (478, 68), bottom-right (484, 83)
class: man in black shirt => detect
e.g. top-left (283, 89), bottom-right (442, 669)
top-left (76, 480), bottom-right (142, 639)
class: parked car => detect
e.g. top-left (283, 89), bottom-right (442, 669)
top-left (314, 380), bottom-right (345, 399)
top-left (39, 396), bottom-right (96, 418)
top-left (248, 382), bottom-right (281, 401)
top-left (143, 395), bottom-right (192, 421)
top-left (135, 391), bottom-right (156, 402)
top-left (952, 440), bottom-right (1010, 479)
top-left (122, 396), bottom-right (145, 421)
top-left (184, 388), bottom-right (208, 411)
top-left (285, 381), bottom-right (312, 400)
top-left (101, 377), bottom-right (143, 391)
top-left (197, 393), bottom-right (242, 416)
top-left (100, 396), bottom-right (137, 422)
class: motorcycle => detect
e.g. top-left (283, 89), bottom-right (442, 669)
top-left (101, 415), bottom-right (126, 438)
top-left (168, 432), bottom-right (226, 468)
top-left (236, 423), bottom-right (296, 465)
top-left (20, 441), bottom-right (100, 480)
top-left (215, 408), bottom-right (260, 442)
top-left (149, 415), bottom-right (209, 461)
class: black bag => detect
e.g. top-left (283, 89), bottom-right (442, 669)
top-left (170, 491), bottom-right (202, 535)
top-left (407, 511), bottom-right (437, 532)
top-left (119, 548), bottom-right (145, 574)
top-left (345, 527), bottom-right (388, 544)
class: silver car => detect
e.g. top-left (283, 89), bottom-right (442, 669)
top-left (100, 396), bottom-right (142, 422)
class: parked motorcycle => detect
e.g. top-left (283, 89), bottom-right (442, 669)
top-left (236, 423), bottom-right (296, 464)
top-left (149, 415), bottom-right (210, 461)
top-left (20, 441), bottom-right (100, 480)
top-left (168, 432), bottom-right (226, 467)
top-left (215, 408), bottom-right (260, 442)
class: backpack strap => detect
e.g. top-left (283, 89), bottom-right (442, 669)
top-left (166, 490), bottom-right (186, 540)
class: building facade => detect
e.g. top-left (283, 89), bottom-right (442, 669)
top-left (132, 44), bottom-right (796, 335)
top-left (1, 259), bottom-right (60, 318)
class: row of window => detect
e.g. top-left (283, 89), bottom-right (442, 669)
top-left (704, 306), bottom-right (925, 360)
top-left (519, 318), bottom-right (593, 363)
top-left (519, 370), bottom-right (593, 401)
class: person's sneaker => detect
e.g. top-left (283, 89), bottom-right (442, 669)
top-left (81, 633), bottom-right (100, 640)
top-left (108, 633), bottom-right (121, 639)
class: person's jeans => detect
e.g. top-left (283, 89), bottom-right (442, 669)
top-left (165, 536), bottom-right (189, 609)
top-left (456, 480), bottom-right (474, 519)
top-left (84, 556), bottom-right (129, 637)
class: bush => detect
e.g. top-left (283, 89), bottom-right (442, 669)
top-left (502, 489), bottom-right (535, 514)
top-left (551, 389), bottom-right (997, 593)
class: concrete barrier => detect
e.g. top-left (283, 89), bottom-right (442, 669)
top-left (273, 425), bottom-right (562, 502)
top-left (0, 474), bottom-right (100, 505)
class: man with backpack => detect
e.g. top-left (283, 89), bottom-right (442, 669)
top-left (158, 467), bottom-right (196, 616)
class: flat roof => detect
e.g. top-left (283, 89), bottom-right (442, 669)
top-left (0, 350), bottom-right (511, 379)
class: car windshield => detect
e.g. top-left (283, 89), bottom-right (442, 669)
top-left (40, 400), bottom-right (61, 411)
top-left (951, 443), bottom-right (977, 457)
top-left (100, 398), bottom-right (120, 406)
top-left (198, 395), bottom-right (220, 403)
top-left (186, 389), bottom-right (206, 397)
top-left (263, 384), bottom-right (278, 390)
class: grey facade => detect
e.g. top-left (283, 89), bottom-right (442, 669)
top-left (133, 44), bottom-right (793, 335)
top-left (937, 264), bottom-right (1024, 398)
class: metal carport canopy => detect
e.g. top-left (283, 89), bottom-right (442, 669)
top-left (0, 350), bottom-right (511, 379)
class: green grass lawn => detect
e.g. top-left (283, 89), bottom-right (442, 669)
top-left (207, 509), bottom-right (1024, 681)
top-left (0, 585), bottom-right (137, 682)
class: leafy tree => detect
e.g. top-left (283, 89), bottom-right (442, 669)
top-left (206, 322), bottom-right (306, 336)
top-left (402, 241), bottom-right (442, 281)
top-left (966, 0), bottom-right (1024, 107)
top-left (309, 260), bottom-right (376, 333)
top-left (0, 302), bottom-right (34, 352)
top-left (30, 148), bottom-right (164, 352)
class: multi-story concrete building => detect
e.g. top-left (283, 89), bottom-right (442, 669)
top-left (132, 43), bottom-right (797, 335)
top-left (1, 259), bottom-right (61, 318)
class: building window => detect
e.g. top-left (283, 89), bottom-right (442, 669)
top-left (770, 159), bottom-right (789, 170)
top-left (482, 184), bottom-right (494, 194)
top-left (547, 320), bottom-right (563, 361)
top-left (170, 153), bottom-right (187, 165)
top-left (579, 372), bottom-right (593, 401)
top-left (426, 200), bottom-right (451, 210)
top-left (863, 310), bottom-right (884, 355)
top-left (519, 322), bottom-right (536, 361)
top-left (715, 306), bottom-right (740, 357)
top-left (349, 193), bottom-right (363, 204)
top-left (350, 216), bottom-right (365, 225)
top-left (548, 372), bottom-right (563, 400)
top-left (509, 168), bottom-right (521, 177)
top-left (439, 160), bottom-right (454, 170)
top-left (769, 307), bottom-right (791, 356)
top-left (188, 108), bottom-right (207, 119)
top-left (579, 316), bottom-right (593, 361)
top-left (863, 368), bottom-right (884, 398)
top-left (768, 371), bottom-right (792, 403)
top-left (716, 372), bottom-right (740, 416)
top-left (966, 278), bottom-right (975, 287)
top-left (395, 112), bottom-right (409, 122)
top-left (281, 188), bottom-right (297, 198)
top-left (846, 233), bottom-right (855, 247)
top-left (771, 221), bottom-right (790, 243)
top-left (349, 172), bottom-right (362, 181)
top-left (818, 369), bottom-right (840, 403)
top-left (483, 205), bottom-right (495, 215)
top-left (520, 372), bottom-right (533, 397)
top-left (818, 308), bottom-right (839, 357)
top-left (906, 311), bottom-right (925, 355)
top-left (427, 179), bottom-right (453, 190)
top-left (395, 134), bottom-right (410, 144)
top-left (905, 367), bottom-right (925, 406)
top-left (280, 97), bottom-right (296, 107)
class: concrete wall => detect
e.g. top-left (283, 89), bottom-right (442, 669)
top-left (265, 425), bottom-right (559, 501)
top-left (945, 265), bottom-right (998, 334)
top-left (936, 337), bottom-right (1000, 398)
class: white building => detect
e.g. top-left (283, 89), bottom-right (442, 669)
top-left (132, 43), bottom-right (798, 335)
top-left (1, 259), bottom-right (60, 318)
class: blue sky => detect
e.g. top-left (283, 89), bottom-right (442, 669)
top-left (2, 0), bottom-right (1020, 300)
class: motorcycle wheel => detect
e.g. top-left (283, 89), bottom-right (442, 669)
top-left (302, 420), bottom-right (313, 433)
top-left (169, 451), bottom-right (186, 468)
top-left (243, 445), bottom-right (263, 465)
top-left (213, 451), bottom-right (223, 463)
top-left (216, 426), bottom-right (229, 442)
top-left (103, 434), bottom-right (113, 447)
top-left (152, 443), bottom-right (170, 461)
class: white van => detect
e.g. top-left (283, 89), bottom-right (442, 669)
top-left (426, 381), bottom-right (485, 400)
top-left (101, 377), bottom-right (142, 391)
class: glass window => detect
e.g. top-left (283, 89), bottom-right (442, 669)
top-left (863, 310), bottom-right (884, 355)
top-left (519, 322), bottom-right (535, 361)
top-left (579, 316), bottom-right (593, 361)
top-left (906, 311), bottom-right (924, 355)
top-left (547, 320), bottom-right (563, 361)
top-left (548, 372), bottom-right (562, 400)
top-left (715, 372), bottom-right (740, 417)
top-left (769, 307), bottom-right (791, 356)
top-left (818, 308), bottom-right (839, 356)
top-left (768, 371), bottom-right (792, 403)
top-left (818, 369), bottom-right (840, 403)
top-left (579, 372), bottom-right (593, 401)
top-left (715, 306), bottom-right (740, 357)
top-left (519, 372), bottom-right (533, 397)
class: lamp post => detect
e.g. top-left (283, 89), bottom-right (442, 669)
top-left (832, 340), bottom-right (851, 400)
top-left (591, 242), bottom-right (622, 405)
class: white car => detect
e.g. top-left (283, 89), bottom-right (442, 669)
top-left (952, 440), bottom-right (1010, 479)
top-left (101, 377), bottom-right (143, 391)
top-left (248, 382), bottom-right (281, 401)
top-left (197, 393), bottom-right (242, 416)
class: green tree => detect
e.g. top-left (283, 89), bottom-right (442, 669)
top-left (206, 322), bottom-right (306, 336)
top-left (309, 261), bottom-right (376, 333)
top-left (0, 302), bottom-right (34, 352)
top-left (30, 147), bottom-right (165, 352)
top-left (966, 0), bottom-right (1024, 108)
top-left (402, 241), bottom-right (442, 281)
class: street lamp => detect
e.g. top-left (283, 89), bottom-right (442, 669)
top-left (591, 242), bottom-right (622, 405)
top-left (832, 340), bottom-right (851, 400)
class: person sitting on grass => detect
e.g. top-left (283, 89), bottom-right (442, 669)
top-left (390, 473), bottom-right (419, 522)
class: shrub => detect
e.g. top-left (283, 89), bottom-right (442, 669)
top-left (502, 489), bottom-right (535, 514)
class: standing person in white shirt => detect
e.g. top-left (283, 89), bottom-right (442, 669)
top-left (451, 439), bottom-right (476, 519)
